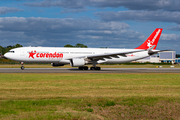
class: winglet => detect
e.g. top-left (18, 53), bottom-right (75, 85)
top-left (135, 28), bottom-right (163, 50)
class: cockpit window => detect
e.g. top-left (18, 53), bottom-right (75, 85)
top-left (8, 51), bottom-right (15, 53)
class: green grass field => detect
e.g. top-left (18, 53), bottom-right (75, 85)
top-left (0, 73), bottom-right (180, 119)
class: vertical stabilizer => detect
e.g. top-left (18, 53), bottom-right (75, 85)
top-left (135, 28), bottom-right (163, 50)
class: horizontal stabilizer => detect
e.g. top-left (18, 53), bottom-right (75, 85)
top-left (148, 49), bottom-right (172, 55)
top-left (147, 45), bottom-right (156, 51)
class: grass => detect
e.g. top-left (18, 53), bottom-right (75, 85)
top-left (0, 73), bottom-right (180, 119)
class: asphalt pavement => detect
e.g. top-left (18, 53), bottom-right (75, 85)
top-left (0, 68), bottom-right (179, 73)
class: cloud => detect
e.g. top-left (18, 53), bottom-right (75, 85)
top-left (91, 0), bottom-right (180, 11)
top-left (0, 17), bottom-right (130, 32)
top-left (158, 33), bottom-right (180, 51)
top-left (24, 0), bottom-right (85, 9)
top-left (96, 10), bottom-right (180, 24)
top-left (0, 17), bottom-right (146, 48)
top-left (24, 0), bottom-right (180, 11)
top-left (0, 17), bottom-right (178, 52)
top-left (0, 7), bottom-right (23, 15)
top-left (24, 0), bottom-right (88, 13)
top-left (60, 8), bottom-right (88, 13)
top-left (168, 25), bottom-right (180, 31)
top-left (161, 33), bottom-right (180, 41)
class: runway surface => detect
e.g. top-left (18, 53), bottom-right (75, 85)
top-left (0, 68), bottom-right (180, 73)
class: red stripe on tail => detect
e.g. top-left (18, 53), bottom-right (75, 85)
top-left (135, 28), bottom-right (163, 50)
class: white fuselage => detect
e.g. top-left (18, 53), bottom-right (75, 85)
top-left (5, 47), bottom-right (150, 65)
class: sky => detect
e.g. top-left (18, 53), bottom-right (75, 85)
top-left (0, 0), bottom-right (180, 53)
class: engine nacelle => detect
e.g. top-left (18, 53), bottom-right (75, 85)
top-left (51, 63), bottom-right (65, 67)
top-left (70, 58), bottom-right (85, 67)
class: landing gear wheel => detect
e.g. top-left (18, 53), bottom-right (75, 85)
top-left (21, 66), bottom-right (25, 70)
top-left (96, 67), bottom-right (101, 70)
top-left (78, 67), bottom-right (83, 70)
top-left (90, 67), bottom-right (101, 70)
top-left (90, 67), bottom-right (95, 70)
top-left (83, 66), bottom-right (88, 70)
top-left (78, 66), bottom-right (88, 70)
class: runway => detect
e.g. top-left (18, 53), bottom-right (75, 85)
top-left (0, 68), bottom-right (180, 73)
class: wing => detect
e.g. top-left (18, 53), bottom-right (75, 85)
top-left (66, 49), bottom-right (145, 61)
top-left (87, 50), bottom-right (145, 61)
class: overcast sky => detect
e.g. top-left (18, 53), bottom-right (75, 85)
top-left (0, 0), bottom-right (180, 53)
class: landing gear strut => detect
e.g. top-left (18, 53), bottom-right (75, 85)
top-left (21, 62), bottom-right (25, 70)
top-left (90, 61), bottom-right (101, 70)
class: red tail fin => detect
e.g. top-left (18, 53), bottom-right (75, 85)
top-left (135, 28), bottom-right (163, 50)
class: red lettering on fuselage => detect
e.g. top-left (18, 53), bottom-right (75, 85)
top-left (29, 51), bottom-right (63, 59)
top-left (29, 51), bottom-right (36, 59)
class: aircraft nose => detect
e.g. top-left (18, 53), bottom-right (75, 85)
top-left (4, 53), bottom-right (9, 59)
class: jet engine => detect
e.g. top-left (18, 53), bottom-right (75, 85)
top-left (70, 58), bottom-right (86, 67)
top-left (51, 63), bottom-right (65, 67)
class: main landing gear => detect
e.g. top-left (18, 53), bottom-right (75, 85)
top-left (90, 61), bottom-right (101, 70)
top-left (90, 67), bottom-right (101, 70)
top-left (78, 66), bottom-right (101, 70)
top-left (21, 62), bottom-right (25, 70)
top-left (78, 66), bottom-right (88, 70)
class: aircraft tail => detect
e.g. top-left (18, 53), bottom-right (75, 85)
top-left (135, 28), bottom-right (163, 50)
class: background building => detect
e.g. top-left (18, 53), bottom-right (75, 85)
top-left (175, 58), bottom-right (180, 63)
top-left (159, 51), bottom-right (176, 63)
top-left (137, 51), bottom-right (176, 63)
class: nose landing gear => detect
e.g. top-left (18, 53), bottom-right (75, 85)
top-left (21, 62), bottom-right (25, 70)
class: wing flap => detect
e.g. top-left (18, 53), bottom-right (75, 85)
top-left (110, 55), bottom-right (120, 58)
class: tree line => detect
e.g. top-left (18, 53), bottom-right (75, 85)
top-left (0, 44), bottom-right (23, 55)
top-left (0, 43), bottom-right (87, 55)
top-left (64, 43), bottom-right (88, 48)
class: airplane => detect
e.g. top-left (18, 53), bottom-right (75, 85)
top-left (4, 28), bottom-right (167, 70)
